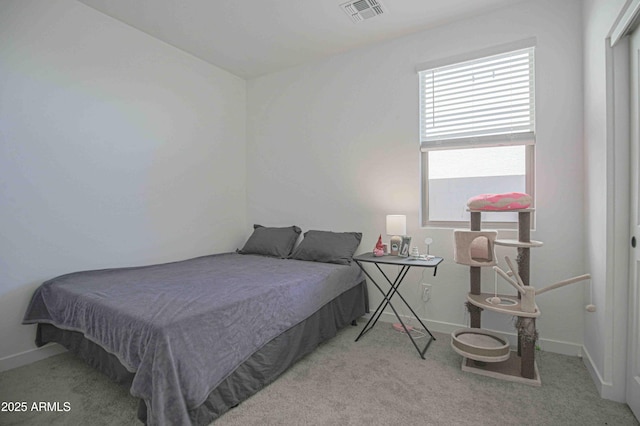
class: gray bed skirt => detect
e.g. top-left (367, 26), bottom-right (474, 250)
top-left (36, 280), bottom-right (368, 425)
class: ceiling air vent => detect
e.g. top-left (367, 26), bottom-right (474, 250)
top-left (340, 0), bottom-right (385, 23)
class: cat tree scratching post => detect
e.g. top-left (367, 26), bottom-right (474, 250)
top-left (516, 211), bottom-right (531, 286)
top-left (515, 210), bottom-right (535, 379)
top-left (469, 211), bottom-right (483, 328)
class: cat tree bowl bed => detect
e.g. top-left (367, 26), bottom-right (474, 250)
top-left (451, 328), bottom-right (510, 363)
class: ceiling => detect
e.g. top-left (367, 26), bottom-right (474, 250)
top-left (78, 0), bottom-right (526, 79)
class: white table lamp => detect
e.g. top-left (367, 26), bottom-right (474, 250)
top-left (386, 215), bottom-right (406, 256)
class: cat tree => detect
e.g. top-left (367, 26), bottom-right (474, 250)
top-left (450, 196), bottom-right (592, 386)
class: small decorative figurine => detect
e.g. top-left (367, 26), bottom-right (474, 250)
top-left (373, 235), bottom-right (385, 257)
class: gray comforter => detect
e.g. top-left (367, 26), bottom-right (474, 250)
top-left (23, 253), bottom-right (364, 425)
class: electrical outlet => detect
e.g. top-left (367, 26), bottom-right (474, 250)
top-left (421, 283), bottom-right (432, 302)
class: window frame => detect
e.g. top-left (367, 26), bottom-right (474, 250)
top-left (420, 145), bottom-right (535, 229)
top-left (417, 39), bottom-right (536, 229)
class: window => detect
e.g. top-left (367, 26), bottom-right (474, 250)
top-left (419, 42), bottom-right (535, 227)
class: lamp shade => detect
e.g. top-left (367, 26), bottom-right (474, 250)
top-left (386, 215), bottom-right (406, 236)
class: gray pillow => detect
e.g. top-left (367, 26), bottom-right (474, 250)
top-left (289, 230), bottom-right (362, 265)
top-left (237, 225), bottom-right (301, 258)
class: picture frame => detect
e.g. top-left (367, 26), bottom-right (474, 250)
top-left (399, 236), bottom-right (412, 257)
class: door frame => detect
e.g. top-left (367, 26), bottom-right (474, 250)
top-left (626, 27), bottom-right (640, 419)
top-left (609, 0), bottom-right (640, 414)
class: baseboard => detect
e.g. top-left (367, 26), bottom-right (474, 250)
top-left (368, 312), bottom-right (584, 357)
top-left (582, 345), bottom-right (606, 395)
top-left (581, 345), bottom-right (626, 403)
top-left (0, 343), bottom-right (67, 373)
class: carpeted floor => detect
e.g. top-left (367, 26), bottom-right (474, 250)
top-left (1, 322), bottom-right (637, 425)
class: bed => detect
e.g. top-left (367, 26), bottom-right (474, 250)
top-left (22, 227), bottom-right (367, 425)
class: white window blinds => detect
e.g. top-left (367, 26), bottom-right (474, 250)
top-left (419, 47), bottom-right (535, 151)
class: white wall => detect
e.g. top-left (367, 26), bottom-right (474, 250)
top-left (582, 0), bottom-right (630, 402)
top-left (0, 0), bottom-right (247, 368)
top-left (247, 0), bottom-right (588, 353)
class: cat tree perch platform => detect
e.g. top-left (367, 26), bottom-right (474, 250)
top-left (466, 293), bottom-right (540, 317)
